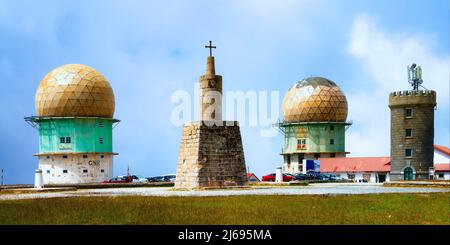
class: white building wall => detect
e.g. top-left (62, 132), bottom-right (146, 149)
top-left (283, 154), bottom-right (301, 174)
top-left (370, 173), bottom-right (377, 183)
top-left (436, 172), bottom-right (450, 180)
top-left (434, 151), bottom-right (450, 164)
top-left (354, 173), bottom-right (363, 182)
top-left (38, 153), bottom-right (113, 184)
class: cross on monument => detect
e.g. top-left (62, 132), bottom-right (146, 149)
top-left (205, 40), bottom-right (216, 57)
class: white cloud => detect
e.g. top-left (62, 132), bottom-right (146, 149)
top-left (346, 14), bottom-right (450, 157)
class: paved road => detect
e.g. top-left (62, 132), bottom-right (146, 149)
top-left (0, 183), bottom-right (448, 201)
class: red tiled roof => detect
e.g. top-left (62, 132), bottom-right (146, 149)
top-left (435, 163), bottom-right (450, 172)
top-left (246, 173), bottom-right (260, 180)
top-left (319, 157), bottom-right (391, 173)
top-left (434, 145), bottom-right (450, 157)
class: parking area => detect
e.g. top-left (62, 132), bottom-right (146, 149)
top-left (0, 183), bottom-right (448, 200)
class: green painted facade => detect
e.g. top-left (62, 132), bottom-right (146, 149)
top-left (281, 122), bottom-right (348, 154)
top-left (37, 118), bottom-right (115, 154)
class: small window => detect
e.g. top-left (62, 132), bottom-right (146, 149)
top-left (62, 155), bottom-right (68, 159)
top-left (63, 170), bottom-right (68, 174)
top-left (101, 169), bottom-right (105, 173)
top-left (100, 155), bottom-right (104, 159)
top-left (83, 155), bottom-right (88, 158)
top-left (438, 173), bottom-right (444, 178)
top-left (405, 148), bottom-right (413, 157)
top-left (46, 170), bottom-right (50, 174)
top-left (60, 137), bottom-right (65, 143)
top-left (406, 108), bottom-right (413, 118)
top-left (405, 128), bottom-right (413, 137)
top-left (65, 137), bottom-right (71, 144)
top-left (99, 138), bottom-right (103, 144)
top-left (99, 122), bottom-right (104, 128)
top-left (83, 169), bottom-right (88, 173)
top-left (330, 125), bottom-right (334, 131)
top-left (297, 139), bottom-right (306, 144)
top-left (330, 139), bottom-right (335, 145)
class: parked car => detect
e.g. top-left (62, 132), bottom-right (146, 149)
top-left (147, 174), bottom-right (176, 182)
top-left (322, 174), bottom-right (337, 181)
top-left (306, 172), bottom-right (326, 180)
top-left (293, 173), bottom-right (307, 180)
top-left (102, 176), bottom-right (132, 183)
top-left (147, 176), bottom-right (169, 182)
top-left (163, 174), bottom-right (176, 182)
top-left (131, 175), bottom-right (148, 183)
top-left (261, 173), bottom-right (294, 182)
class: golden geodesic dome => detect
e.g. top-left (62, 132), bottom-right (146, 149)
top-left (282, 77), bottom-right (348, 122)
top-left (35, 64), bottom-right (115, 118)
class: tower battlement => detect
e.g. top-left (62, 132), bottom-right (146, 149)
top-left (389, 90), bottom-right (436, 107)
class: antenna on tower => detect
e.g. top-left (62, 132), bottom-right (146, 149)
top-left (407, 63), bottom-right (423, 91)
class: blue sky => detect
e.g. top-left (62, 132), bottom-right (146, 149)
top-left (0, 0), bottom-right (448, 184)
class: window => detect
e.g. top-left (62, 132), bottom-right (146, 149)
top-left (330, 125), bottom-right (334, 131)
top-left (330, 139), bottom-right (335, 145)
top-left (83, 169), bottom-right (88, 173)
top-left (100, 155), bottom-right (104, 159)
top-left (60, 137), bottom-right (71, 143)
top-left (99, 122), bottom-right (104, 128)
top-left (314, 153), bottom-right (320, 159)
top-left (46, 170), bottom-right (50, 174)
top-left (99, 138), bottom-right (103, 144)
top-left (63, 170), bottom-right (68, 174)
top-left (405, 128), bottom-right (413, 137)
top-left (297, 139), bottom-right (306, 144)
top-left (405, 148), bottom-right (413, 157)
top-left (83, 155), bottom-right (88, 159)
top-left (330, 153), bottom-right (336, 158)
top-left (438, 173), bottom-right (444, 178)
top-left (62, 155), bottom-right (68, 159)
top-left (406, 108), bottom-right (413, 118)
top-left (101, 169), bottom-right (105, 173)
top-left (297, 138), bottom-right (306, 149)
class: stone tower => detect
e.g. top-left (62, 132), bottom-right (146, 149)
top-left (174, 42), bottom-right (247, 189)
top-left (389, 64), bottom-right (436, 180)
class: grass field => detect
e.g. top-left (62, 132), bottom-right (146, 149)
top-left (0, 193), bottom-right (449, 224)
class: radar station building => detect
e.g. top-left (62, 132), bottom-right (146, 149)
top-left (278, 77), bottom-right (351, 174)
top-left (25, 64), bottom-right (119, 184)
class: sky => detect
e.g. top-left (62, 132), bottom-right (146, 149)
top-left (0, 0), bottom-right (448, 184)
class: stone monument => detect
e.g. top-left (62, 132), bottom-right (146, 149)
top-left (174, 41), bottom-right (248, 189)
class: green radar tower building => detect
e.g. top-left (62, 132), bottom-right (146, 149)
top-left (25, 64), bottom-right (119, 185)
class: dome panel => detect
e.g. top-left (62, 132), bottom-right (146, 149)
top-left (35, 64), bottom-right (115, 118)
top-left (282, 77), bottom-right (348, 122)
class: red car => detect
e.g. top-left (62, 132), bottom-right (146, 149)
top-left (261, 173), bottom-right (294, 182)
top-left (102, 176), bottom-right (133, 183)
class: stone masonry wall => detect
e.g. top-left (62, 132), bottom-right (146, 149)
top-left (175, 121), bottom-right (248, 189)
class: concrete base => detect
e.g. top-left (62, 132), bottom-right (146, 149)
top-left (175, 121), bottom-right (248, 189)
top-left (38, 153), bottom-right (113, 184)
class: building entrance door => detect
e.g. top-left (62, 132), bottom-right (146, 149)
top-left (404, 167), bottom-right (413, 180)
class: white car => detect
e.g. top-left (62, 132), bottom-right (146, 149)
top-left (118, 175), bottom-right (148, 183)
top-left (131, 175), bottom-right (148, 183)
